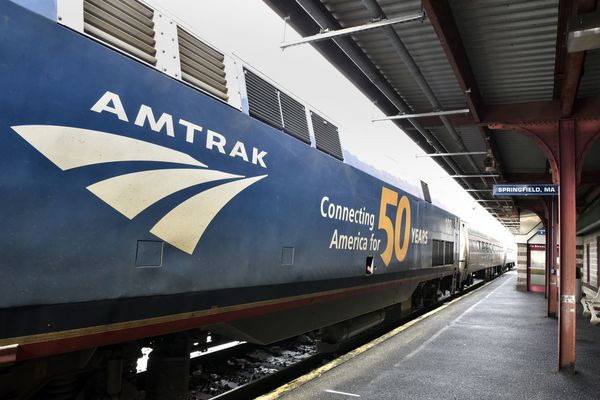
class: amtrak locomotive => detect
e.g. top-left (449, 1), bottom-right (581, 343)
top-left (0, 1), bottom-right (515, 398)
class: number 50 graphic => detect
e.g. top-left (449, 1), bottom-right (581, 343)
top-left (378, 187), bottom-right (411, 266)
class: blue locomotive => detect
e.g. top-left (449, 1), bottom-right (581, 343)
top-left (0, 1), bottom-right (514, 397)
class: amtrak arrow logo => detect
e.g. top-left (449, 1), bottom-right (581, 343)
top-left (11, 125), bottom-right (267, 254)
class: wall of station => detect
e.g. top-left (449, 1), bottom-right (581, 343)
top-left (516, 243), bottom-right (528, 292)
top-left (582, 232), bottom-right (599, 290)
top-left (516, 231), bottom-right (546, 293)
top-left (578, 199), bottom-right (600, 291)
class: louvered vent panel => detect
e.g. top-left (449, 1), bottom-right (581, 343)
top-left (311, 112), bottom-right (343, 160)
top-left (244, 68), bottom-right (283, 130)
top-left (178, 27), bottom-right (228, 101)
top-left (83, 0), bottom-right (157, 65)
top-left (279, 92), bottom-right (310, 144)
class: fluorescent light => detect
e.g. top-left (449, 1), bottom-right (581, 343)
top-left (567, 12), bottom-right (600, 52)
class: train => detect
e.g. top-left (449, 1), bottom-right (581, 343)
top-left (0, 1), bottom-right (516, 398)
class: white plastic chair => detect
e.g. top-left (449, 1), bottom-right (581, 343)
top-left (581, 288), bottom-right (600, 317)
top-left (590, 306), bottom-right (600, 326)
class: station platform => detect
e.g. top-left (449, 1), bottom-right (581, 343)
top-left (270, 271), bottom-right (600, 400)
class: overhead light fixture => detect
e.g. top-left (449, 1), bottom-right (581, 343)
top-left (372, 108), bottom-right (470, 122)
top-left (446, 174), bottom-right (500, 178)
top-left (483, 150), bottom-right (496, 172)
top-left (416, 151), bottom-right (487, 158)
top-left (567, 11), bottom-right (600, 52)
top-left (280, 12), bottom-right (424, 49)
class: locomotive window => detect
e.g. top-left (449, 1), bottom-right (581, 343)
top-left (432, 240), bottom-right (441, 266)
top-left (433, 240), bottom-right (454, 266)
top-left (444, 241), bottom-right (454, 264)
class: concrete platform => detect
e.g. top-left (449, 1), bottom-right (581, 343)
top-left (274, 271), bottom-right (600, 400)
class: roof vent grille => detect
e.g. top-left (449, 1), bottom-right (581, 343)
top-left (244, 68), bottom-right (283, 129)
top-left (178, 27), bottom-right (228, 101)
top-left (311, 112), bottom-right (343, 160)
top-left (279, 91), bottom-right (310, 144)
top-left (244, 68), bottom-right (310, 144)
top-left (83, 0), bottom-right (157, 65)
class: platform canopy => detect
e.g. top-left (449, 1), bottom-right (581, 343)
top-left (264, 0), bottom-right (600, 232)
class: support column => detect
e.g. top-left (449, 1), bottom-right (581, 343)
top-left (548, 197), bottom-right (558, 317)
top-left (544, 216), bottom-right (550, 299)
top-left (558, 120), bottom-right (577, 372)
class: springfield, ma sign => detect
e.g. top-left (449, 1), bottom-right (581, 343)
top-left (493, 184), bottom-right (559, 196)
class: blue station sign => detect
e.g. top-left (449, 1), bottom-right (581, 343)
top-left (493, 184), bottom-right (559, 196)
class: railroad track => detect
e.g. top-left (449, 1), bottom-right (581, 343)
top-left (187, 273), bottom-right (500, 399)
top-left (189, 336), bottom-right (317, 399)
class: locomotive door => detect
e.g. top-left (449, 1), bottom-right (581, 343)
top-left (458, 222), bottom-right (468, 282)
top-left (454, 217), bottom-right (460, 268)
top-left (527, 244), bottom-right (546, 293)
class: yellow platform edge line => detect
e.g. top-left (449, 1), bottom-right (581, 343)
top-left (257, 279), bottom-right (496, 400)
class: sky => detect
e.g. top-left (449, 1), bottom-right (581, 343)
top-left (147, 0), bottom-right (514, 244)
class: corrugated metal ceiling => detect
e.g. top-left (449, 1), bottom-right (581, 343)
top-left (323, 0), bottom-right (465, 112)
top-left (449, 0), bottom-right (559, 105)
top-left (494, 130), bottom-right (547, 173)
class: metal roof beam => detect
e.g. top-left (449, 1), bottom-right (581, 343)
top-left (421, 0), bottom-right (483, 122)
top-left (402, 97), bottom-right (600, 128)
top-left (480, 101), bottom-right (560, 126)
top-left (486, 97), bottom-right (600, 125)
top-left (504, 173), bottom-right (553, 183)
top-left (555, 0), bottom-right (597, 116)
top-left (553, 0), bottom-right (574, 100)
top-left (421, 0), bottom-right (507, 187)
